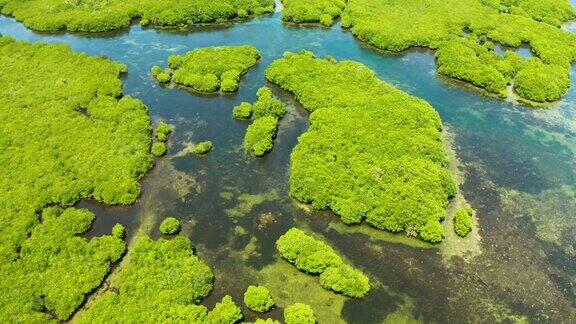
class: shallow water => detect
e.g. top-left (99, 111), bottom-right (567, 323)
top-left (1, 9), bottom-right (575, 323)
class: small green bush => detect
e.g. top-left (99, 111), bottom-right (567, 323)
top-left (244, 116), bottom-right (278, 157)
top-left (155, 121), bottom-right (172, 142)
top-left (150, 65), bottom-right (163, 77)
top-left (151, 142), bottom-right (167, 157)
top-left (419, 219), bottom-right (445, 243)
top-left (233, 102), bottom-right (253, 119)
top-left (276, 228), bottom-right (342, 274)
top-left (237, 9), bottom-right (249, 18)
top-left (318, 264), bottom-right (370, 298)
top-left (319, 14), bottom-right (333, 26)
top-left (454, 206), bottom-right (474, 237)
top-left (221, 70), bottom-right (241, 92)
top-left (252, 87), bottom-right (287, 119)
top-left (193, 141), bottom-right (213, 155)
top-left (205, 295), bottom-right (243, 323)
top-left (284, 303), bottom-right (316, 324)
top-left (159, 217), bottom-right (180, 235)
top-left (112, 223), bottom-right (126, 239)
top-left (155, 71), bottom-right (171, 83)
top-left (162, 46), bottom-right (260, 93)
top-left (244, 285), bottom-right (274, 313)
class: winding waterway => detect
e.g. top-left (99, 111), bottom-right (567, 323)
top-left (1, 6), bottom-right (575, 323)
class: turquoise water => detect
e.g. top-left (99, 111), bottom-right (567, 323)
top-left (1, 10), bottom-right (575, 323)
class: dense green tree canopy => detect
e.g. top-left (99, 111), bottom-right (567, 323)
top-left (244, 116), bottom-right (279, 157)
top-left (78, 235), bottom-right (215, 322)
top-left (266, 51), bottom-right (456, 242)
top-left (338, 0), bottom-right (576, 103)
top-left (233, 102), bottom-right (254, 119)
top-left (454, 206), bottom-right (474, 237)
top-left (153, 45), bottom-right (261, 93)
top-left (244, 285), bottom-right (275, 313)
top-left (160, 217), bottom-right (181, 234)
top-left (0, 36), bottom-right (153, 321)
top-left (0, 208), bottom-right (125, 321)
top-left (0, 0), bottom-right (275, 32)
top-left (284, 303), bottom-right (316, 324)
top-left (276, 228), bottom-right (370, 298)
top-left (281, 0), bottom-right (346, 26)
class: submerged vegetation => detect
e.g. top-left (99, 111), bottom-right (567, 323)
top-left (0, 37), bottom-right (152, 321)
top-left (153, 46), bottom-right (261, 93)
top-left (276, 228), bottom-right (370, 298)
top-left (244, 285), bottom-right (275, 313)
top-left (0, 0), bottom-right (275, 32)
top-left (338, 0), bottom-right (576, 103)
top-left (266, 51), bottom-right (455, 242)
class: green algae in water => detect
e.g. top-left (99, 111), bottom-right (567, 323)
top-left (258, 260), bottom-right (347, 324)
top-left (225, 189), bottom-right (280, 218)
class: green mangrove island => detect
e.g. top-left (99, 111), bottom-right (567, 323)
top-left (0, 0), bottom-right (575, 322)
top-left (267, 51), bottom-right (456, 243)
top-left (152, 45), bottom-right (261, 93)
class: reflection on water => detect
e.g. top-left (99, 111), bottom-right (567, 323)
top-left (0, 10), bottom-right (575, 323)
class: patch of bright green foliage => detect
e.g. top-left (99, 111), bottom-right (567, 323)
top-left (205, 295), bottom-right (243, 323)
top-left (193, 141), bottom-right (214, 155)
top-left (276, 228), bottom-right (370, 298)
top-left (281, 0), bottom-right (345, 26)
top-left (0, 0), bottom-right (275, 32)
top-left (112, 223), bottom-right (126, 239)
top-left (152, 46), bottom-right (261, 93)
top-left (339, 0), bottom-right (576, 103)
top-left (151, 142), bottom-right (168, 156)
top-left (0, 207), bottom-right (125, 321)
top-left (159, 217), bottom-right (181, 234)
top-left (245, 116), bottom-right (279, 157)
top-left (78, 235), bottom-right (216, 322)
top-left (233, 102), bottom-right (253, 119)
top-left (454, 206), bottom-right (474, 237)
top-left (244, 285), bottom-right (275, 313)
top-left (284, 303), bottom-right (317, 324)
top-left (266, 51), bottom-right (456, 243)
top-left (242, 87), bottom-right (287, 156)
top-left (155, 121), bottom-right (172, 142)
top-left (0, 37), bottom-right (152, 321)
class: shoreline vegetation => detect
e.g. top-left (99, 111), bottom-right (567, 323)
top-left (0, 36), bottom-right (154, 321)
top-left (279, 0), bottom-right (576, 105)
top-left (0, 0), bottom-right (275, 32)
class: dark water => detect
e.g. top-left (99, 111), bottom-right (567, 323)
top-left (1, 8), bottom-right (575, 323)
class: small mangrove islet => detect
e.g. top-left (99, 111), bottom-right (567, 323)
top-left (243, 87), bottom-right (287, 156)
top-left (152, 45), bottom-right (261, 93)
top-left (159, 216), bottom-right (181, 234)
top-left (276, 228), bottom-right (371, 298)
top-left (244, 285), bottom-right (275, 313)
top-left (266, 51), bottom-right (456, 243)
